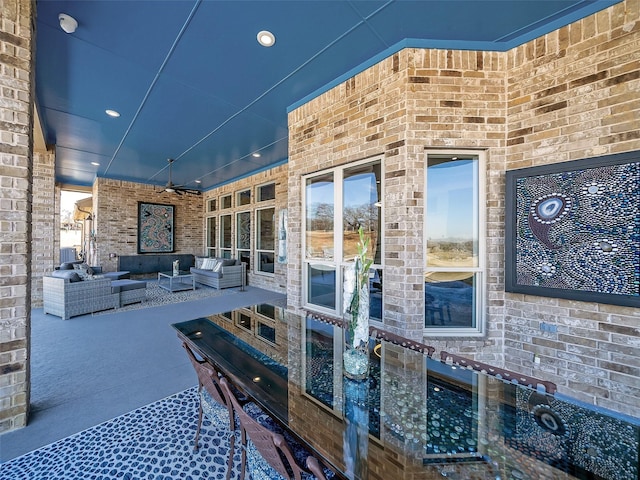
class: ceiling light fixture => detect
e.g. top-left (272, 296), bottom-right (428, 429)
top-left (195, 180), bottom-right (201, 184)
top-left (91, 162), bottom-right (100, 166)
top-left (58, 13), bottom-right (78, 34)
top-left (105, 109), bottom-right (120, 118)
top-left (257, 30), bottom-right (275, 47)
top-left (252, 152), bottom-right (261, 158)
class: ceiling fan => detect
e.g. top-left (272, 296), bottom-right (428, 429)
top-left (158, 158), bottom-right (201, 196)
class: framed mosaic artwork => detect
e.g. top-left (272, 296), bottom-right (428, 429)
top-left (137, 202), bottom-right (175, 253)
top-left (505, 151), bottom-right (640, 307)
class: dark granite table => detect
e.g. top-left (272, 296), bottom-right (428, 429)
top-left (173, 302), bottom-right (639, 480)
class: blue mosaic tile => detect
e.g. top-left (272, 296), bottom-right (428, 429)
top-left (1, 388), bottom-right (237, 480)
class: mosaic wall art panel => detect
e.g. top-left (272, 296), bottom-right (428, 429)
top-left (505, 151), bottom-right (640, 307)
top-left (137, 202), bottom-right (175, 253)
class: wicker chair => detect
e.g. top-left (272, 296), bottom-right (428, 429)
top-left (220, 377), bottom-right (329, 480)
top-left (182, 343), bottom-right (237, 480)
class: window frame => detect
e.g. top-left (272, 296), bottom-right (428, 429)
top-left (221, 194), bottom-right (232, 210)
top-left (256, 182), bottom-right (276, 202)
top-left (302, 156), bottom-right (384, 320)
top-left (255, 206), bottom-right (276, 276)
top-left (423, 149), bottom-right (486, 337)
top-left (219, 213), bottom-right (233, 259)
top-left (206, 215), bottom-right (217, 257)
top-left (236, 188), bottom-right (251, 207)
top-left (236, 209), bottom-right (252, 273)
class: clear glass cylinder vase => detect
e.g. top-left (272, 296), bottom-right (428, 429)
top-left (343, 265), bottom-right (369, 381)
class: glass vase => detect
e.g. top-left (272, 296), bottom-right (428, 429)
top-left (343, 263), bottom-right (369, 381)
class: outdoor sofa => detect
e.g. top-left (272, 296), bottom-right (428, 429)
top-left (43, 263), bottom-right (146, 319)
top-left (190, 258), bottom-right (244, 289)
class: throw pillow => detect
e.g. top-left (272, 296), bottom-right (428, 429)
top-left (73, 263), bottom-right (95, 280)
top-left (221, 259), bottom-right (236, 266)
top-left (201, 258), bottom-right (216, 270)
top-left (212, 261), bottom-right (223, 273)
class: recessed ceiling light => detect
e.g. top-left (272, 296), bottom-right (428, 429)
top-left (195, 180), bottom-right (201, 184)
top-left (252, 152), bottom-right (261, 158)
top-left (91, 162), bottom-right (100, 166)
top-left (257, 30), bottom-right (275, 47)
top-left (105, 109), bottom-right (120, 118)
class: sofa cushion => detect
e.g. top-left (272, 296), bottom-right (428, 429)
top-left (111, 279), bottom-right (147, 293)
top-left (102, 271), bottom-right (131, 280)
top-left (212, 261), bottom-right (223, 273)
top-left (191, 268), bottom-right (222, 279)
top-left (221, 259), bottom-right (237, 266)
top-left (51, 270), bottom-right (82, 282)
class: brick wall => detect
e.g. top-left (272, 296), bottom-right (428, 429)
top-left (93, 177), bottom-right (205, 272)
top-left (0, 0), bottom-right (34, 433)
top-left (503, 0), bottom-right (640, 414)
top-left (30, 151), bottom-right (56, 307)
top-left (288, 49), bottom-right (506, 353)
top-left (287, 0), bottom-right (639, 415)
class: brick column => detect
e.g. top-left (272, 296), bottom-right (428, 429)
top-left (0, 0), bottom-right (35, 433)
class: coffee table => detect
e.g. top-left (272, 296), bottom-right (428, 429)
top-left (157, 270), bottom-right (195, 292)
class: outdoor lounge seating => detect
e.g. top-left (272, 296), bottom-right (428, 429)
top-left (110, 279), bottom-right (147, 307)
top-left (190, 258), bottom-right (244, 289)
top-left (43, 275), bottom-right (118, 320)
top-left (43, 268), bottom-right (146, 319)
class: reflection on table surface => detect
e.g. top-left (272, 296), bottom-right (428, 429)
top-left (172, 301), bottom-right (639, 480)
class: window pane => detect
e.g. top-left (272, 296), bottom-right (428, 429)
top-left (369, 268), bottom-right (383, 320)
top-left (207, 199), bottom-right (217, 212)
top-left (426, 156), bottom-right (478, 268)
top-left (258, 252), bottom-right (274, 273)
top-left (236, 211), bottom-right (251, 249)
top-left (238, 312), bottom-right (252, 330)
top-left (238, 250), bottom-right (251, 272)
top-left (305, 317), bottom-right (335, 408)
top-left (306, 174), bottom-right (334, 260)
top-left (343, 162), bottom-right (381, 262)
top-left (425, 273), bottom-right (476, 328)
top-left (220, 214), bottom-right (231, 248)
top-left (207, 217), bottom-right (216, 248)
top-left (257, 208), bottom-right (275, 250)
top-left (307, 264), bottom-right (336, 309)
top-left (258, 183), bottom-right (275, 201)
top-left (237, 189), bottom-right (251, 206)
top-left (256, 303), bottom-right (275, 320)
top-left (221, 195), bottom-right (232, 209)
top-left (257, 322), bottom-right (276, 343)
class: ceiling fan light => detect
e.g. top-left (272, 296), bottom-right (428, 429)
top-left (165, 187), bottom-right (175, 193)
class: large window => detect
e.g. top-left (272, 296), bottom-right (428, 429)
top-left (303, 158), bottom-right (383, 319)
top-left (256, 207), bottom-right (275, 274)
top-left (236, 211), bottom-right (251, 271)
top-left (424, 151), bottom-right (485, 335)
top-left (206, 217), bottom-right (216, 257)
top-left (219, 214), bottom-right (232, 259)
